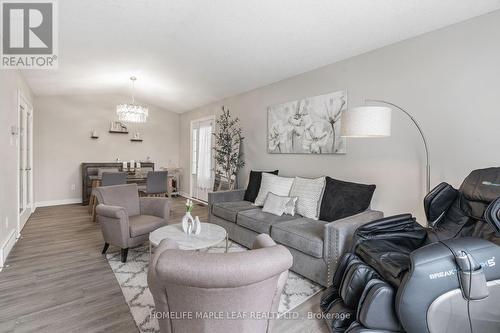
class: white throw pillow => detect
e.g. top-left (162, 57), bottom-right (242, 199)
top-left (261, 192), bottom-right (298, 216)
top-left (284, 196), bottom-right (298, 216)
top-left (254, 173), bottom-right (294, 206)
top-left (289, 176), bottom-right (326, 220)
top-left (262, 193), bottom-right (290, 216)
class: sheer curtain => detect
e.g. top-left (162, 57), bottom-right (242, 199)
top-left (196, 124), bottom-right (213, 194)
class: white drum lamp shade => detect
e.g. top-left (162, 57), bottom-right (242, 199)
top-left (341, 106), bottom-right (391, 137)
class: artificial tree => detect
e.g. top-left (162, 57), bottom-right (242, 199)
top-left (213, 106), bottom-right (245, 190)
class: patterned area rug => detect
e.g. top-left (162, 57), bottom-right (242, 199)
top-left (106, 240), bottom-right (323, 333)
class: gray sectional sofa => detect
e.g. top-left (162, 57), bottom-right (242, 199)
top-left (208, 189), bottom-right (383, 287)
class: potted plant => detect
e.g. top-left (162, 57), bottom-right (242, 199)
top-left (213, 106), bottom-right (245, 190)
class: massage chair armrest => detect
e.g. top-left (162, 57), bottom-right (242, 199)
top-left (397, 237), bottom-right (500, 333)
top-left (208, 189), bottom-right (246, 206)
top-left (424, 182), bottom-right (458, 227)
top-left (324, 210), bottom-right (384, 283)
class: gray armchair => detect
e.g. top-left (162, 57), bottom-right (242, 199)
top-left (95, 184), bottom-right (170, 262)
top-left (148, 234), bottom-right (293, 333)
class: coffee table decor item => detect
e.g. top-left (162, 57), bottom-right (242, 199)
top-left (149, 223), bottom-right (228, 252)
top-left (181, 199), bottom-right (196, 234)
top-left (193, 216), bottom-right (201, 235)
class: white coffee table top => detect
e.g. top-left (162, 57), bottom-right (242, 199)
top-left (149, 223), bottom-right (227, 250)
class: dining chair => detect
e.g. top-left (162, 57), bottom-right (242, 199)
top-left (87, 168), bottom-right (119, 214)
top-left (101, 172), bottom-right (127, 186)
top-left (139, 171), bottom-right (169, 197)
top-left (91, 172), bottom-right (128, 221)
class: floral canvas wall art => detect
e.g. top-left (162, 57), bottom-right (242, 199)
top-left (267, 90), bottom-right (347, 154)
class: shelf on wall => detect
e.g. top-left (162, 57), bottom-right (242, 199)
top-left (130, 139), bottom-right (143, 142)
top-left (109, 130), bottom-right (129, 134)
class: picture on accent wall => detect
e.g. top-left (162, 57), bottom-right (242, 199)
top-left (109, 121), bottom-right (128, 133)
top-left (267, 90), bottom-right (347, 154)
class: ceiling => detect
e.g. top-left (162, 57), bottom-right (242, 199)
top-left (21, 0), bottom-right (500, 113)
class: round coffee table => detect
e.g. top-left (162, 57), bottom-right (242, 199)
top-left (149, 223), bottom-right (228, 253)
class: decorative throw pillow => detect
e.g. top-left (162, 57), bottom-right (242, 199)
top-left (254, 173), bottom-right (294, 206)
top-left (319, 177), bottom-right (376, 222)
top-left (262, 192), bottom-right (291, 216)
top-left (284, 196), bottom-right (298, 216)
top-left (244, 170), bottom-right (279, 202)
top-left (289, 177), bottom-right (326, 220)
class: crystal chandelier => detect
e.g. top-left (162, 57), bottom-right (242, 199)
top-left (116, 76), bottom-right (148, 123)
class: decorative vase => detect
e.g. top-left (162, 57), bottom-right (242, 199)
top-left (193, 216), bottom-right (201, 235)
top-left (182, 212), bottom-right (194, 234)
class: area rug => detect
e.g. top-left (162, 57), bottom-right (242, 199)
top-left (106, 240), bottom-right (323, 333)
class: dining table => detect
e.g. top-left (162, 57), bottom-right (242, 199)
top-left (81, 162), bottom-right (155, 206)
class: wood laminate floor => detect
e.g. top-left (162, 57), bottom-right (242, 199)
top-left (0, 197), bottom-right (328, 333)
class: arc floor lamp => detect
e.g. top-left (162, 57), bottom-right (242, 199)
top-left (341, 99), bottom-right (431, 194)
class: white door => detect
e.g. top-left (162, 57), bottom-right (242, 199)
top-left (191, 118), bottom-right (214, 202)
top-left (18, 95), bottom-right (33, 232)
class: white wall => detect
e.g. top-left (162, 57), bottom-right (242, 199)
top-left (0, 71), bottom-right (34, 267)
top-left (180, 11), bottom-right (500, 223)
top-left (34, 94), bottom-right (180, 205)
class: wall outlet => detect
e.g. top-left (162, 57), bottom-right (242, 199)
top-left (71, 184), bottom-right (76, 192)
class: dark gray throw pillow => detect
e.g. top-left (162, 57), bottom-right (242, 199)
top-left (319, 177), bottom-right (376, 222)
top-left (244, 170), bottom-right (279, 202)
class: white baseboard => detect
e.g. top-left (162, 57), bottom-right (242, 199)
top-left (179, 191), bottom-right (189, 198)
top-left (35, 198), bottom-right (82, 208)
top-left (0, 229), bottom-right (17, 270)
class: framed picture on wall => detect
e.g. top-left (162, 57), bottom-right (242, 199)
top-left (267, 90), bottom-right (347, 154)
top-left (109, 121), bottom-right (128, 134)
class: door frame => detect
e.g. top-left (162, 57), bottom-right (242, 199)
top-left (17, 90), bottom-right (34, 236)
top-left (189, 115), bottom-right (216, 200)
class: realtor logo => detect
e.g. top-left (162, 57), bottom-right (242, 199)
top-left (1, 0), bottom-right (58, 69)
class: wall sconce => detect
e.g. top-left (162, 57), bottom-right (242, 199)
top-left (90, 129), bottom-right (99, 139)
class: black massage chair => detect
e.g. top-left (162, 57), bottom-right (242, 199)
top-left (320, 167), bottom-right (500, 333)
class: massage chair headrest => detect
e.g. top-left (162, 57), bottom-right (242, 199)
top-left (459, 167), bottom-right (500, 220)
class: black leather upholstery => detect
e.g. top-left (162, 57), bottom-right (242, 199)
top-left (340, 263), bottom-right (379, 308)
top-left (321, 253), bottom-right (359, 313)
top-left (485, 197), bottom-right (500, 234)
top-left (321, 167), bottom-right (500, 333)
top-left (357, 279), bottom-right (400, 332)
top-left (424, 182), bottom-right (458, 226)
top-left (459, 167), bottom-right (500, 220)
top-left (323, 299), bottom-right (356, 333)
top-left (356, 239), bottom-right (418, 287)
top-left (345, 321), bottom-right (398, 333)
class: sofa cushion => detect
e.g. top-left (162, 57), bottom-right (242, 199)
top-left (129, 215), bottom-right (165, 237)
top-left (290, 176), bottom-right (326, 220)
top-left (319, 177), bottom-right (376, 222)
top-left (262, 192), bottom-right (296, 216)
top-left (212, 201), bottom-right (255, 223)
top-left (244, 170), bottom-right (279, 202)
top-left (237, 208), bottom-right (298, 234)
top-left (254, 173), bottom-right (295, 206)
top-left (271, 218), bottom-right (326, 258)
